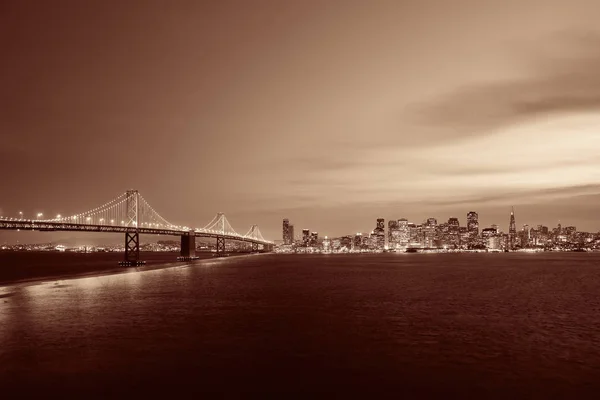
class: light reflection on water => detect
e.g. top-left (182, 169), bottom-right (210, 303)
top-left (1, 253), bottom-right (600, 397)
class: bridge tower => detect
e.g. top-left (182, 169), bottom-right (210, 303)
top-left (216, 236), bottom-right (226, 255)
top-left (123, 189), bottom-right (143, 265)
top-left (179, 231), bottom-right (197, 261)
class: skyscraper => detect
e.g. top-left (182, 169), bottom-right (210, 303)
top-left (353, 233), bottom-right (362, 251)
top-left (282, 219), bottom-right (291, 245)
top-left (289, 224), bottom-right (295, 245)
top-left (302, 229), bottom-right (310, 247)
top-left (467, 212), bottom-right (479, 237)
top-left (508, 207), bottom-right (517, 250)
top-left (388, 220), bottom-right (399, 247)
top-left (398, 218), bottom-right (409, 248)
top-left (447, 217), bottom-right (460, 248)
top-left (373, 218), bottom-right (385, 250)
top-left (310, 232), bottom-right (318, 247)
top-left (423, 218), bottom-right (437, 248)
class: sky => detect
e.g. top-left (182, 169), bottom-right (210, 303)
top-left (2, 0), bottom-right (600, 242)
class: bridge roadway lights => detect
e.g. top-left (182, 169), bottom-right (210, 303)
top-left (120, 232), bottom-right (146, 267)
top-left (177, 234), bottom-right (199, 261)
top-left (252, 242), bottom-right (259, 252)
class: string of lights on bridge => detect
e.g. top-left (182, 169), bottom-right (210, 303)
top-left (0, 191), bottom-right (269, 243)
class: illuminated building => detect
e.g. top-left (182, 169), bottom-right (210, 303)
top-left (353, 233), bottom-right (362, 251)
top-left (340, 235), bottom-right (352, 250)
top-left (459, 227), bottom-right (469, 248)
top-left (423, 218), bottom-right (437, 248)
top-left (331, 238), bottom-right (341, 251)
top-left (408, 223), bottom-right (421, 247)
top-left (282, 219), bottom-right (291, 245)
top-left (467, 211), bottom-right (479, 239)
top-left (398, 219), bottom-right (409, 248)
top-left (388, 220), bottom-right (399, 248)
top-left (373, 218), bottom-right (385, 250)
top-left (508, 207), bottom-right (516, 250)
top-left (310, 232), bottom-right (318, 247)
top-left (323, 236), bottom-right (331, 252)
top-left (519, 224), bottom-right (530, 247)
top-left (302, 229), bottom-right (310, 247)
top-left (289, 225), bottom-right (295, 245)
top-left (447, 217), bottom-right (460, 248)
top-left (482, 227), bottom-right (501, 250)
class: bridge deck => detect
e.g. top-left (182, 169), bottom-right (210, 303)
top-left (0, 219), bottom-right (272, 245)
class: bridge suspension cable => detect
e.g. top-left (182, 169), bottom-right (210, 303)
top-left (137, 193), bottom-right (177, 229)
top-left (244, 225), bottom-right (266, 242)
top-left (37, 191), bottom-right (179, 229)
top-left (202, 212), bottom-right (240, 236)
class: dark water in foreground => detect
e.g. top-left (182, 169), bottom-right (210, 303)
top-left (1, 253), bottom-right (600, 398)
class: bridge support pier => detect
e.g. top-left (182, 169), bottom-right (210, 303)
top-left (120, 232), bottom-right (145, 266)
top-left (216, 236), bottom-right (225, 256)
top-left (178, 234), bottom-right (198, 261)
top-left (252, 242), bottom-right (259, 252)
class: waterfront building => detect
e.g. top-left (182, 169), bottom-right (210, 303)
top-left (459, 227), bottom-right (469, 249)
top-left (408, 223), bottom-right (421, 247)
top-left (340, 235), bottom-right (352, 251)
top-left (323, 236), bottom-right (331, 252)
top-left (388, 220), bottom-right (399, 248)
top-left (467, 212), bottom-right (479, 245)
top-left (508, 207), bottom-right (517, 250)
top-left (282, 219), bottom-right (291, 245)
top-left (353, 233), bottom-right (363, 251)
top-left (447, 217), bottom-right (460, 249)
top-left (398, 219), bottom-right (410, 248)
top-left (302, 229), bottom-right (310, 247)
top-left (423, 218), bottom-right (437, 248)
top-left (519, 224), bottom-right (530, 247)
top-left (289, 225), bottom-right (295, 245)
top-left (310, 232), bottom-right (318, 247)
top-left (482, 228), bottom-right (501, 251)
top-left (373, 218), bottom-right (385, 250)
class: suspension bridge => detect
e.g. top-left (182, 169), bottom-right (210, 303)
top-left (0, 190), bottom-right (273, 265)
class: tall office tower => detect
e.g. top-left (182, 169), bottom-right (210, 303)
top-left (520, 224), bottom-right (530, 247)
top-left (302, 229), bottom-right (310, 247)
top-left (289, 225), bottom-right (295, 245)
top-left (447, 217), bottom-right (460, 248)
top-left (310, 232), bottom-right (319, 247)
top-left (467, 211), bottom-right (479, 238)
top-left (388, 220), bottom-right (399, 247)
top-left (398, 219), bottom-right (410, 247)
top-left (282, 219), bottom-right (291, 245)
top-left (508, 207), bottom-right (516, 250)
top-left (423, 218), bottom-right (437, 248)
top-left (353, 233), bottom-right (363, 251)
top-left (408, 223), bottom-right (420, 246)
top-left (373, 218), bottom-right (385, 250)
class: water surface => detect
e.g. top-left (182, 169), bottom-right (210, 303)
top-left (1, 253), bottom-right (599, 397)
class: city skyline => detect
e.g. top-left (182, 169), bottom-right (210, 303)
top-left (280, 208), bottom-right (591, 253)
top-left (3, 1), bottom-right (600, 240)
top-left (281, 207), bottom-right (582, 242)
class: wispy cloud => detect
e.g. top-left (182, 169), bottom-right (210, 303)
top-left (408, 32), bottom-right (600, 143)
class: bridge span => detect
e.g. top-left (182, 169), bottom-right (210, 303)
top-left (0, 190), bottom-right (273, 265)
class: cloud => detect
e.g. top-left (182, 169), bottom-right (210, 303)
top-left (406, 32), bottom-right (600, 144)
